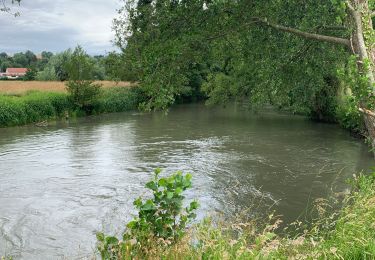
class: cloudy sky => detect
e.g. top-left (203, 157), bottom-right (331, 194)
top-left (0, 0), bottom-right (122, 55)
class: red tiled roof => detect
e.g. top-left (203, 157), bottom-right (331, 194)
top-left (6, 68), bottom-right (28, 74)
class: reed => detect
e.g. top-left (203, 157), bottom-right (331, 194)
top-left (0, 87), bottom-right (143, 127)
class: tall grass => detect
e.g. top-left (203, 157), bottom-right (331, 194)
top-left (97, 172), bottom-right (375, 259)
top-left (0, 91), bottom-right (69, 127)
top-left (0, 87), bottom-right (143, 127)
top-left (98, 87), bottom-right (145, 113)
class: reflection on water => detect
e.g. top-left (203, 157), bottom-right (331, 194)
top-left (0, 103), bottom-right (373, 259)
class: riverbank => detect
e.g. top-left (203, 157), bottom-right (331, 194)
top-left (0, 87), bottom-right (143, 127)
top-left (99, 172), bottom-right (375, 259)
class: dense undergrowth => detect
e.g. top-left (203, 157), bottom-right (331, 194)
top-left (0, 87), bottom-right (143, 127)
top-left (97, 170), bottom-right (375, 260)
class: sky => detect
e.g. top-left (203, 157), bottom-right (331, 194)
top-left (0, 0), bottom-right (122, 55)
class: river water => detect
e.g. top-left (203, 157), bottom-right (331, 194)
top-left (0, 103), bottom-right (373, 259)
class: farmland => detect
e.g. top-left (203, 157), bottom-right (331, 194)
top-left (0, 81), bottom-right (134, 94)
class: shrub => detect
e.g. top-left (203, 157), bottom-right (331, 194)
top-left (66, 80), bottom-right (101, 113)
top-left (24, 67), bottom-right (37, 81)
top-left (64, 46), bottom-right (102, 113)
top-left (97, 169), bottom-right (199, 259)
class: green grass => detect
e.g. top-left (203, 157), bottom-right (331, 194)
top-left (99, 172), bottom-right (375, 259)
top-left (0, 87), bottom-right (143, 127)
top-left (98, 87), bottom-right (145, 113)
top-left (181, 173), bottom-right (375, 259)
top-left (0, 91), bottom-right (69, 127)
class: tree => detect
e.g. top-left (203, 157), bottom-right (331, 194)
top-left (36, 66), bottom-right (57, 81)
top-left (24, 50), bottom-right (37, 65)
top-left (41, 51), bottom-right (53, 60)
top-left (103, 52), bottom-right (138, 81)
top-left (37, 49), bottom-right (72, 81)
top-left (64, 46), bottom-right (101, 113)
top-left (24, 67), bottom-right (37, 80)
top-left (12, 52), bottom-right (28, 67)
top-left (115, 0), bottom-right (375, 154)
top-left (227, 0), bottom-right (375, 151)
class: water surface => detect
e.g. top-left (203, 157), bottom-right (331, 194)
top-left (0, 104), bottom-right (373, 259)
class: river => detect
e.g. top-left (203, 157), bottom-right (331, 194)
top-left (0, 103), bottom-right (373, 259)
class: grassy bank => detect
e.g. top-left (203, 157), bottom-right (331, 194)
top-left (98, 171), bottom-right (375, 260)
top-left (181, 173), bottom-right (375, 259)
top-left (0, 87), bottom-right (143, 127)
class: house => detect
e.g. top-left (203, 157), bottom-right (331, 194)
top-left (4, 68), bottom-right (28, 79)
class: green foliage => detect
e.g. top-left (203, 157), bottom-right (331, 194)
top-left (0, 50), bottom-right (43, 72)
top-left (202, 73), bottom-right (237, 106)
top-left (0, 87), bottom-right (142, 127)
top-left (98, 87), bottom-right (145, 113)
top-left (24, 67), bottom-right (37, 81)
top-left (96, 171), bottom-right (375, 259)
top-left (65, 80), bottom-right (101, 113)
top-left (103, 52), bottom-right (139, 82)
top-left (97, 169), bottom-right (199, 259)
top-left (114, 0), bottom-right (212, 110)
top-left (0, 91), bottom-right (69, 127)
top-left (35, 49), bottom-right (72, 81)
top-left (64, 46), bottom-right (101, 113)
top-left (336, 95), bottom-right (363, 133)
top-left (115, 0), bottom-right (352, 119)
top-left (36, 66), bottom-right (57, 81)
top-left (64, 46), bottom-right (94, 81)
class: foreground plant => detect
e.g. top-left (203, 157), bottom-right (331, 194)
top-left (97, 170), bottom-right (375, 259)
top-left (97, 169), bottom-right (199, 259)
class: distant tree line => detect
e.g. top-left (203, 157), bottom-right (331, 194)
top-left (0, 49), bottom-right (131, 82)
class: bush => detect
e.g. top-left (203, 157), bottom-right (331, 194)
top-left (97, 169), bottom-right (199, 259)
top-left (64, 46), bottom-right (102, 113)
top-left (66, 80), bottom-right (101, 113)
top-left (24, 68), bottom-right (37, 81)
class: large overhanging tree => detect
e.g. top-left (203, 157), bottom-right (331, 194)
top-left (251, 0), bottom-right (375, 149)
top-left (118, 0), bottom-right (374, 153)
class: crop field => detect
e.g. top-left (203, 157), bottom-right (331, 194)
top-left (0, 81), bottom-right (134, 94)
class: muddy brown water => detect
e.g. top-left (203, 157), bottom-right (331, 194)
top-left (0, 103), bottom-right (373, 259)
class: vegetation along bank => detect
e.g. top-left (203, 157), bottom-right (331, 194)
top-left (0, 87), bottom-right (144, 127)
top-left (0, 46), bottom-right (145, 128)
top-left (97, 170), bottom-right (375, 259)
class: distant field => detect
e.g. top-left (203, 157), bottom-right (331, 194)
top-left (0, 81), bottom-right (134, 94)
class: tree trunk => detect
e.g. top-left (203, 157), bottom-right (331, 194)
top-left (348, 0), bottom-right (375, 155)
top-left (253, 1), bottom-right (375, 156)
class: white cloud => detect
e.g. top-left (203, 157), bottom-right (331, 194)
top-left (0, 0), bottom-right (122, 54)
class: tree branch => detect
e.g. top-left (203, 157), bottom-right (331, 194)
top-left (253, 18), bottom-right (350, 47)
top-left (359, 107), bottom-right (375, 117)
top-left (0, 0), bottom-right (20, 16)
top-left (346, 1), bottom-right (355, 13)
